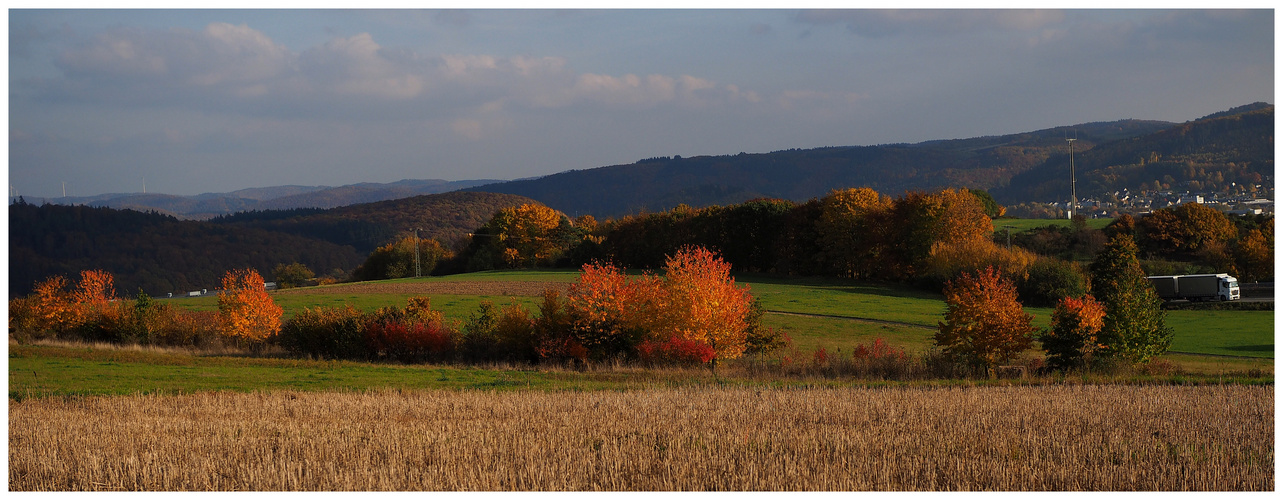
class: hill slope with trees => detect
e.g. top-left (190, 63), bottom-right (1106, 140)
top-left (8, 200), bottom-right (366, 297)
top-left (209, 191), bottom-right (542, 253)
top-left (994, 103), bottom-right (1274, 204)
top-left (462, 120), bottom-right (1175, 218)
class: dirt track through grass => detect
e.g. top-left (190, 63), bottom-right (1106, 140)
top-left (10, 385), bottom-right (1272, 491)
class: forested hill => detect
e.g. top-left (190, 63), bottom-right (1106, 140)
top-left (462, 119), bottom-right (1174, 218)
top-left (992, 103), bottom-right (1274, 204)
top-left (8, 200), bottom-right (365, 297)
top-left (208, 191), bottom-right (541, 253)
top-left (38, 178), bottom-right (501, 220)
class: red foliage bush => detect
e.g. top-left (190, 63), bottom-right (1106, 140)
top-left (636, 336), bottom-right (717, 366)
top-left (365, 319), bottom-right (456, 363)
top-left (852, 337), bottom-right (908, 362)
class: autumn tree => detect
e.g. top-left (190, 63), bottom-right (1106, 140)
top-left (353, 235), bottom-right (451, 281)
top-left (1138, 202), bottom-right (1238, 258)
top-left (1234, 223), bottom-right (1274, 282)
top-left (563, 261), bottom-right (664, 359)
top-left (488, 203), bottom-right (568, 268)
top-left (658, 246), bottom-right (755, 364)
top-left (935, 266), bottom-right (1035, 373)
top-left (1040, 295), bottom-right (1106, 372)
top-left (559, 247), bottom-right (756, 365)
top-left (272, 262), bottom-right (315, 288)
top-left (13, 275), bottom-right (75, 335)
top-left (217, 268), bottom-right (283, 347)
top-left (890, 189), bottom-right (994, 278)
top-left (816, 187), bottom-right (892, 279)
top-left (1090, 234), bottom-right (1173, 364)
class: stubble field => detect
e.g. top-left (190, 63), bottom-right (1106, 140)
top-left (9, 384), bottom-right (1273, 491)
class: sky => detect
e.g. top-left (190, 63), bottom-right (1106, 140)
top-left (6, 7), bottom-right (1276, 198)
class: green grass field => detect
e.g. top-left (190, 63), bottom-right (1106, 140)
top-left (165, 269), bottom-right (1273, 361)
top-left (993, 217), bottom-right (1114, 234)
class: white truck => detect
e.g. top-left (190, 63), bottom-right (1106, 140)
top-left (1146, 274), bottom-right (1241, 302)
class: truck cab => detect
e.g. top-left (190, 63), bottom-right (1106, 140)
top-left (1221, 275), bottom-right (1241, 301)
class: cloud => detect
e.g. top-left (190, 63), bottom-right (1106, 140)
top-left (796, 9), bottom-right (1066, 38)
top-left (37, 22), bottom-right (792, 128)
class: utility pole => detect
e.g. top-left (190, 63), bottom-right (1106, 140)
top-left (414, 228), bottom-right (421, 278)
top-left (1067, 137), bottom-right (1077, 219)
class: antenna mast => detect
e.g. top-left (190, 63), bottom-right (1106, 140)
top-left (1067, 137), bottom-right (1077, 219)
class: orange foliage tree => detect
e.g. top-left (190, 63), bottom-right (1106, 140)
top-left (563, 261), bottom-right (664, 357)
top-left (1234, 224), bottom-right (1274, 282)
top-left (17, 275), bottom-right (76, 334)
top-left (71, 269), bottom-right (116, 323)
top-left (659, 246), bottom-right (755, 363)
top-left (1040, 295), bottom-right (1106, 372)
top-left (935, 266), bottom-right (1034, 373)
top-left (217, 268), bottom-right (283, 345)
top-left (559, 246), bottom-right (755, 364)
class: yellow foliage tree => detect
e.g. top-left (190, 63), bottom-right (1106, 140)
top-left (490, 203), bottom-right (567, 267)
top-left (217, 268), bottom-right (283, 345)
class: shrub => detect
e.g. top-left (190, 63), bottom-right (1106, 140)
top-left (636, 336), bottom-right (717, 366)
top-left (1018, 258), bottom-right (1090, 307)
top-left (279, 305), bottom-right (368, 360)
top-left (743, 300), bottom-right (789, 355)
top-left (273, 262), bottom-right (315, 288)
top-left (494, 302), bottom-right (538, 363)
top-left (532, 289), bottom-right (585, 363)
top-left (460, 301), bottom-right (502, 362)
top-left (848, 338), bottom-right (913, 380)
top-left (365, 319), bottom-right (456, 364)
top-left (152, 309), bottom-right (223, 348)
top-left (924, 238), bottom-right (1035, 289)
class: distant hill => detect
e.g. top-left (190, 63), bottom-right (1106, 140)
top-left (462, 119), bottom-right (1175, 218)
top-left (9, 190), bottom-right (542, 296)
top-left (8, 200), bottom-right (366, 297)
top-left (993, 103), bottom-right (1274, 204)
top-left (252, 179), bottom-right (502, 211)
top-left (209, 191), bottom-right (542, 253)
top-left (37, 178), bottom-right (502, 220)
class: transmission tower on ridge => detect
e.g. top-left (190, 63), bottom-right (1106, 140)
top-left (1067, 137), bottom-right (1077, 219)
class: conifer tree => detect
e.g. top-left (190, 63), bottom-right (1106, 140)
top-left (1089, 233), bottom-right (1173, 364)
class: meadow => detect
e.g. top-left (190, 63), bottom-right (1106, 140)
top-left (172, 269), bottom-right (1274, 362)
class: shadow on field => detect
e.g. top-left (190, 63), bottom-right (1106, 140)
top-left (1225, 344), bottom-right (1275, 353)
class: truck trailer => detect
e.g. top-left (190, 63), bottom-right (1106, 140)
top-left (1145, 274), bottom-right (1240, 302)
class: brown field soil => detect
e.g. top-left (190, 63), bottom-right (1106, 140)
top-left (10, 385), bottom-right (1272, 491)
top-left (275, 280), bottom-right (569, 297)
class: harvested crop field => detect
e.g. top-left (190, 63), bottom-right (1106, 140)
top-left (9, 384), bottom-right (1272, 491)
top-left (275, 280), bottom-right (569, 297)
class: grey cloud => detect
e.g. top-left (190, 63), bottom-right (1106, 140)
top-left (38, 23), bottom-right (784, 124)
top-left (796, 9), bottom-right (1066, 38)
